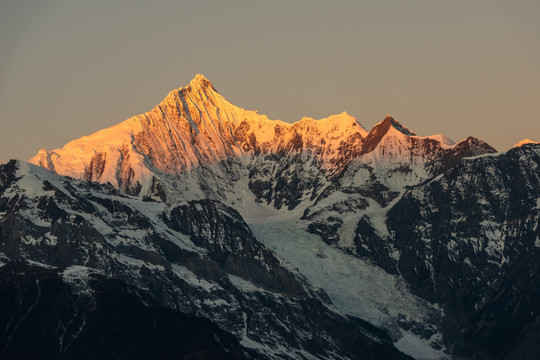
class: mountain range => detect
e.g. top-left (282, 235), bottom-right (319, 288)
top-left (1, 75), bottom-right (539, 359)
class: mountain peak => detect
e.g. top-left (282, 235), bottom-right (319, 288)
top-left (513, 138), bottom-right (539, 148)
top-left (159, 74), bottom-right (221, 110)
top-left (328, 111), bottom-right (355, 121)
top-left (380, 115), bottom-right (416, 136)
top-left (360, 115), bottom-right (417, 154)
top-left (296, 111), bottom-right (368, 137)
top-left (189, 74), bottom-right (216, 92)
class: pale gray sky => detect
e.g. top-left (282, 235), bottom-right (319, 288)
top-left (1, 0), bottom-right (539, 160)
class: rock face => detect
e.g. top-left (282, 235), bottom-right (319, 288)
top-left (5, 75), bottom-right (538, 359)
top-left (163, 200), bottom-right (306, 295)
top-left (356, 144), bottom-right (540, 358)
top-left (0, 160), bottom-right (410, 360)
top-left (0, 262), bottom-right (256, 360)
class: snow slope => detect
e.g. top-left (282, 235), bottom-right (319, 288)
top-left (248, 216), bottom-right (449, 359)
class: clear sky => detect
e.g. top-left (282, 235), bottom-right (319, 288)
top-left (1, 0), bottom-right (539, 161)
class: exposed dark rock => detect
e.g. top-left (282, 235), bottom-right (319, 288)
top-left (354, 215), bottom-right (398, 275)
top-left (307, 217), bottom-right (343, 245)
top-left (164, 199), bottom-right (306, 296)
top-left (0, 262), bottom-right (255, 360)
top-left (355, 144), bottom-right (540, 359)
top-left (84, 152), bottom-right (107, 182)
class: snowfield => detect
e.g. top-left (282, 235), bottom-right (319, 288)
top-left (247, 210), bottom-right (449, 359)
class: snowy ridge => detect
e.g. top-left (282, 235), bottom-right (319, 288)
top-left (29, 75), bottom-right (369, 190)
top-left (28, 75), bottom-right (479, 202)
top-left (514, 138), bottom-right (540, 147)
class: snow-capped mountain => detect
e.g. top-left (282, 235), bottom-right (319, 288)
top-left (29, 74), bottom-right (495, 211)
top-left (30, 75), bottom-right (366, 195)
top-left (1, 75), bottom-right (538, 359)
